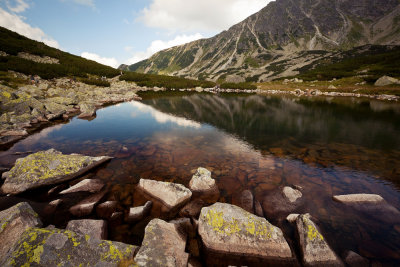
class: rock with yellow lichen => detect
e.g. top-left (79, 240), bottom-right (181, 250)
top-left (295, 214), bottom-right (343, 267)
top-left (1, 227), bottom-right (137, 267)
top-left (198, 202), bottom-right (297, 265)
top-left (0, 202), bottom-right (42, 264)
top-left (1, 149), bottom-right (112, 195)
top-left (134, 218), bottom-right (188, 267)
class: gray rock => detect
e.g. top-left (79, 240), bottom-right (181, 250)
top-left (2, 227), bottom-right (137, 267)
top-left (59, 179), bottom-right (104, 194)
top-left (66, 219), bottom-right (107, 240)
top-left (344, 250), bottom-right (369, 267)
top-left (78, 102), bottom-right (97, 119)
top-left (283, 186), bottom-right (302, 203)
top-left (0, 202), bottom-right (42, 264)
top-left (134, 219), bottom-right (189, 267)
top-left (128, 201), bottom-right (152, 222)
top-left (96, 201), bottom-right (118, 219)
top-left (44, 101), bottom-right (68, 119)
top-left (198, 202), bottom-right (295, 264)
top-left (295, 214), bottom-right (343, 267)
top-left (286, 214), bottom-right (300, 223)
top-left (69, 191), bottom-right (107, 217)
top-left (374, 76), bottom-right (400, 86)
top-left (138, 178), bottom-right (192, 211)
top-left (333, 194), bottom-right (384, 204)
top-left (189, 167), bottom-right (219, 203)
top-left (1, 149), bottom-right (112, 195)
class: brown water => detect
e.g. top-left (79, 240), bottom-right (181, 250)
top-left (1, 92), bottom-right (399, 265)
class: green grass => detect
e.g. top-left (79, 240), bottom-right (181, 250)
top-left (220, 82), bottom-right (257, 90)
top-left (119, 72), bottom-right (215, 89)
top-left (0, 26), bottom-right (119, 79)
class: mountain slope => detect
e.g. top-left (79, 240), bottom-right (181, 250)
top-left (125, 0), bottom-right (400, 82)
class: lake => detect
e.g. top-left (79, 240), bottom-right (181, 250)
top-left (1, 92), bottom-right (400, 264)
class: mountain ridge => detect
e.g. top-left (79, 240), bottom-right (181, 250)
top-left (124, 0), bottom-right (400, 82)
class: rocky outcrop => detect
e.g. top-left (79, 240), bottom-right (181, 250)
top-left (138, 178), bottom-right (192, 211)
top-left (295, 214), bottom-right (343, 267)
top-left (60, 179), bottom-right (104, 194)
top-left (189, 167), bottom-right (219, 203)
top-left (0, 202), bottom-right (42, 264)
top-left (198, 202), bottom-right (296, 265)
top-left (66, 219), bottom-right (107, 240)
top-left (1, 149), bottom-right (111, 195)
top-left (17, 52), bottom-right (59, 64)
top-left (134, 219), bottom-right (189, 267)
top-left (77, 102), bottom-right (97, 119)
top-left (128, 201), bottom-right (153, 222)
top-left (1, 227), bottom-right (137, 266)
top-left (374, 76), bottom-right (400, 86)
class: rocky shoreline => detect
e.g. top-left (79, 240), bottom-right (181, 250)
top-left (1, 149), bottom-right (400, 266)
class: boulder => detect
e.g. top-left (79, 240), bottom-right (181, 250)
top-left (198, 202), bottom-right (295, 265)
top-left (127, 201), bottom-right (153, 222)
top-left (189, 167), bottom-right (219, 203)
top-left (66, 219), bottom-right (107, 240)
top-left (238, 190), bottom-right (254, 213)
top-left (344, 251), bottom-right (369, 267)
top-left (1, 149), bottom-right (112, 195)
top-left (138, 179), bottom-right (192, 211)
top-left (96, 201), bottom-right (118, 219)
top-left (262, 186), bottom-right (303, 219)
top-left (374, 76), bottom-right (400, 86)
top-left (44, 101), bottom-right (68, 119)
top-left (69, 191), bottom-right (107, 217)
top-left (286, 214), bottom-right (300, 223)
top-left (0, 202), bottom-right (42, 264)
top-left (59, 179), bottom-right (104, 194)
top-left (179, 199), bottom-right (205, 218)
top-left (78, 102), bottom-right (96, 119)
top-left (1, 227), bottom-right (137, 266)
top-left (254, 200), bottom-right (264, 217)
top-left (295, 214), bottom-right (343, 267)
top-left (134, 219), bottom-right (189, 267)
top-left (333, 194), bottom-right (400, 224)
top-left (169, 218), bottom-right (196, 238)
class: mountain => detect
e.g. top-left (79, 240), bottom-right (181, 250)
top-left (125, 0), bottom-right (400, 82)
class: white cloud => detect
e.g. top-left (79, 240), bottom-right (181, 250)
top-left (125, 33), bottom-right (203, 65)
top-left (0, 8), bottom-right (60, 48)
top-left (81, 52), bottom-right (119, 68)
top-left (6, 0), bottom-right (30, 13)
top-left (139, 0), bottom-right (270, 33)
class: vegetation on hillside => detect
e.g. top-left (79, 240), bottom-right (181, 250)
top-left (0, 26), bottom-right (119, 79)
top-left (119, 72), bottom-right (215, 89)
top-left (220, 82), bottom-right (257, 90)
top-left (294, 45), bottom-right (400, 82)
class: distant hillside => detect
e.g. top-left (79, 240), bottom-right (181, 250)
top-left (0, 26), bottom-right (119, 79)
top-left (125, 0), bottom-right (400, 82)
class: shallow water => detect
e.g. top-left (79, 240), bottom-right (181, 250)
top-left (1, 92), bottom-right (400, 264)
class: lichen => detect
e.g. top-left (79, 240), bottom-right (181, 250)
top-left (99, 241), bottom-right (133, 261)
top-left (304, 217), bottom-right (324, 241)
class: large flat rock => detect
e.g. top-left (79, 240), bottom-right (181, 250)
top-left (189, 167), bottom-right (219, 203)
top-left (1, 149), bottom-right (112, 195)
top-left (0, 202), bottom-right (42, 264)
top-left (295, 214), bottom-right (343, 267)
top-left (134, 219), bottom-right (188, 267)
top-left (66, 219), bottom-right (107, 240)
top-left (1, 227), bottom-right (137, 267)
top-left (198, 202), bottom-right (296, 265)
top-left (138, 179), bottom-right (192, 210)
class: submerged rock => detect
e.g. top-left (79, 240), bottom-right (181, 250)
top-left (0, 202), bottom-right (42, 264)
top-left (96, 201), bottom-right (118, 219)
top-left (189, 167), bottom-right (219, 203)
top-left (282, 186), bottom-right (302, 203)
top-left (262, 186), bottom-right (304, 219)
top-left (179, 199), bottom-right (205, 218)
top-left (138, 179), bottom-right (192, 211)
top-left (198, 202), bottom-right (296, 265)
top-left (344, 250), bottom-right (369, 267)
top-left (134, 219), bottom-right (189, 267)
top-left (66, 219), bottom-right (107, 240)
top-left (295, 214), bottom-right (343, 267)
top-left (1, 149), bottom-right (112, 195)
top-left (59, 179), bottom-right (104, 194)
top-left (128, 201), bottom-right (153, 222)
top-left (333, 193), bottom-right (400, 224)
top-left (1, 227), bottom-right (137, 267)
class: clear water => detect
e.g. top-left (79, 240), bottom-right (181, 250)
top-left (1, 92), bottom-right (399, 264)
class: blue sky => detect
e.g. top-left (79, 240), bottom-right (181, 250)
top-left (0, 0), bottom-right (270, 67)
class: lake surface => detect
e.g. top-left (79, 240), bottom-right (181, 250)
top-left (1, 92), bottom-right (400, 264)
